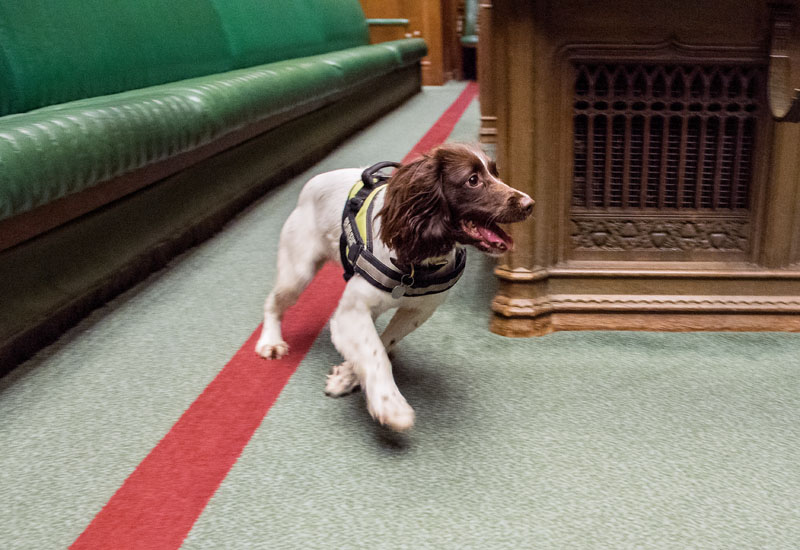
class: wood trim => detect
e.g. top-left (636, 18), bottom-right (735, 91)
top-left (559, 38), bottom-right (766, 64)
top-left (478, 0), bottom-right (497, 143)
top-left (495, 263), bottom-right (800, 280)
top-left (492, 311), bottom-right (800, 337)
top-left (493, 293), bottom-right (800, 315)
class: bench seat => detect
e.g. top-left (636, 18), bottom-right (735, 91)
top-left (0, 40), bottom-right (425, 222)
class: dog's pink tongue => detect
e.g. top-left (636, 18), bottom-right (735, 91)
top-left (478, 226), bottom-right (513, 251)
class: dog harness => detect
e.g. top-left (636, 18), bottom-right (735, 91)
top-left (340, 162), bottom-right (466, 298)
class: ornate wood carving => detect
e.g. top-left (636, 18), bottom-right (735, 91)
top-left (568, 56), bottom-right (763, 260)
top-left (570, 216), bottom-right (749, 252)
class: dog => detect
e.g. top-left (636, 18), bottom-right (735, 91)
top-left (255, 143), bottom-right (534, 431)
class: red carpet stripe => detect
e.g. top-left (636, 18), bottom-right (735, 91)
top-left (71, 80), bottom-right (479, 550)
top-left (402, 81), bottom-right (478, 163)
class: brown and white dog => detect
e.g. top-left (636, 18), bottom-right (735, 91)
top-left (256, 143), bottom-right (533, 431)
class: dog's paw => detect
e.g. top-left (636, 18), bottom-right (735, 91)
top-left (255, 339), bottom-right (289, 359)
top-left (367, 390), bottom-right (415, 432)
top-left (325, 362), bottom-right (360, 397)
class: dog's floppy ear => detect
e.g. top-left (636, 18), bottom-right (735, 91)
top-left (377, 152), bottom-right (454, 267)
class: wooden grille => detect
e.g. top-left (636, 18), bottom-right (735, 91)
top-left (572, 63), bottom-right (761, 211)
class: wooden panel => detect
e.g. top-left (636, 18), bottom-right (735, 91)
top-left (417, 0), bottom-right (445, 85)
top-left (441, 0), bottom-right (462, 81)
top-left (367, 25), bottom-right (408, 44)
top-left (488, 0), bottom-right (800, 336)
top-left (359, 0), bottom-right (403, 17)
top-left (360, 0), bottom-right (452, 85)
top-left (478, 1), bottom-right (497, 142)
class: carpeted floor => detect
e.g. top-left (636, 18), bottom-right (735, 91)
top-left (2, 81), bottom-right (800, 550)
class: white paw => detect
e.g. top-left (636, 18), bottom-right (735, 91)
top-left (325, 362), bottom-right (360, 397)
top-left (367, 388), bottom-right (415, 432)
top-left (255, 339), bottom-right (289, 359)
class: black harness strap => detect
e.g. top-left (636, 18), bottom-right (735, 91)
top-left (340, 161), bottom-right (466, 297)
top-left (340, 162), bottom-right (399, 283)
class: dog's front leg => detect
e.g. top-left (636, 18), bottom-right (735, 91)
top-left (380, 295), bottom-right (446, 354)
top-left (330, 282), bottom-right (415, 432)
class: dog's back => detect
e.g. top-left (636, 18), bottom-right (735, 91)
top-left (288, 168), bottom-right (363, 262)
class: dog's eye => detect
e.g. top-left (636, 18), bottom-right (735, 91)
top-left (467, 174), bottom-right (480, 187)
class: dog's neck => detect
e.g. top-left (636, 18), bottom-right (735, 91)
top-left (389, 248), bottom-right (459, 274)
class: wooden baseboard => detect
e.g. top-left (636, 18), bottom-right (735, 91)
top-left (490, 262), bottom-right (800, 336)
top-left (491, 311), bottom-right (800, 337)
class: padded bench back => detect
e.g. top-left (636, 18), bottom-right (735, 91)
top-left (0, 0), bottom-right (369, 116)
top-left (211, 0), bottom-right (368, 69)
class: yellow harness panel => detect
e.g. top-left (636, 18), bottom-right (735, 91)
top-left (346, 181), bottom-right (386, 257)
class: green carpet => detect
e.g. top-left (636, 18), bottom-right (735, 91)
top-left (183, 255), bottom-right (800, 549)
top-left (2, 82), bottom-right (800, 549)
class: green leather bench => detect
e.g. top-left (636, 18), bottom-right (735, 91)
top-left (0, 0), bottom-right (427, 371)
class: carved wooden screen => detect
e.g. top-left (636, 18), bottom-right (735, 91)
top-left (570, 62), bottom-right (764, 260)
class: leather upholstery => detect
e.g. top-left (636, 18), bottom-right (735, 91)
top-left (0, 0), bottom-right (372, 116)
top-left (0, 0), bottom-right (232, 116)
top-left (0, 0), bottom-right (426, 221)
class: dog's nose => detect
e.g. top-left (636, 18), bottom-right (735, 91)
top-left (518, 194), bottom-right (535, 217)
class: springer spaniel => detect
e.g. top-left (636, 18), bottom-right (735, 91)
top-left (255, 143), bottom-right (534, 431)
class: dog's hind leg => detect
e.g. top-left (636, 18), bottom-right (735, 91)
top-left (255, 208), bottom-right (326, 360)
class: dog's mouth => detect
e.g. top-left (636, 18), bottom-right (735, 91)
top-left (459, 219), bottom-right (514, 255)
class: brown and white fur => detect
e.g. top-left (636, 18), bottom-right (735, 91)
top-left (255, 143), bottom-right (533, 432)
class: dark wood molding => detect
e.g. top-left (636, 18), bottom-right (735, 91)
top-left (559, 38), bottom-right (766, 64)
top-left (478, 0), bottom-right (497, 143)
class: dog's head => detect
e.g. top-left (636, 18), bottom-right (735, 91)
top-left (378, 143), bottom-right (534, 267)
